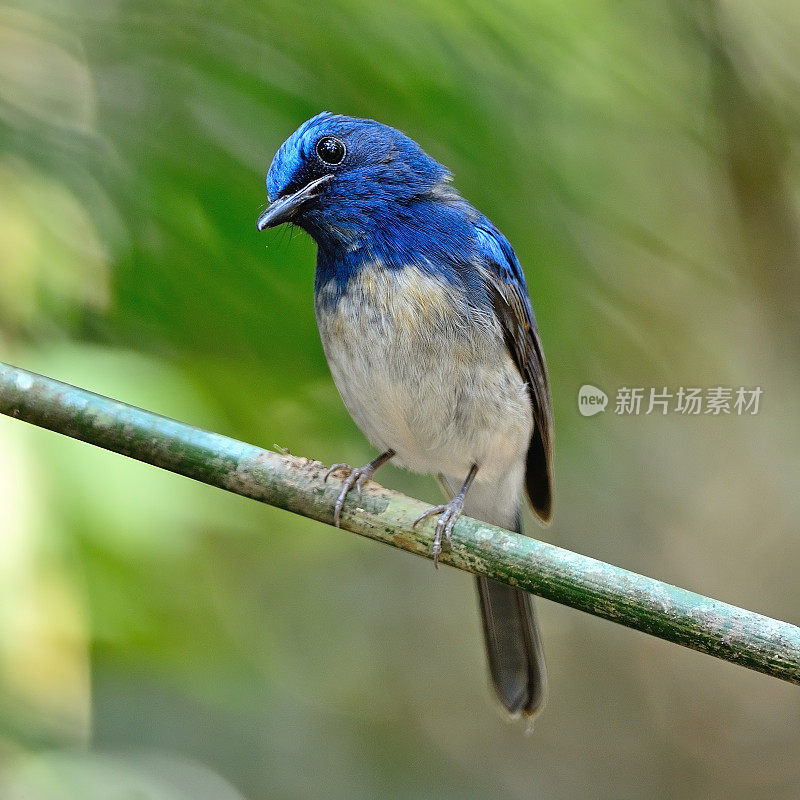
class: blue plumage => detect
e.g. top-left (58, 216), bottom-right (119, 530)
top-left (258, 113), bottom-right (554, 718)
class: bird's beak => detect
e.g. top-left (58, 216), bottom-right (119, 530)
top-left (256, 174), bottom-right (332, 231)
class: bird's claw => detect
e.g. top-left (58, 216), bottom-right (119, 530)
top-left (412, 496), bottom-right (465, 569)
top-left (324, 462), bottom-right (376, 527)
top-left (324, 463), bottom-right (350, 483)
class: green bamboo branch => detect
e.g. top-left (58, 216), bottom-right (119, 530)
top-left (0, 360), bottom-right (798, 684)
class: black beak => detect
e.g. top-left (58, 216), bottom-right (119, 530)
top-left (256, 174), bottom-right (332, 231)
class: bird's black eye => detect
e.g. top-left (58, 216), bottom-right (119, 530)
top-left (315, 136), bottom-right (346, 166)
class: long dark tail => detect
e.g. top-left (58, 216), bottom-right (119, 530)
top-left (476, 568), bottom-right (546, 717)
top-left (450, 476), bottom-right (547, 717)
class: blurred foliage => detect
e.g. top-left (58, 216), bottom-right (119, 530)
top-left (1, 0), bottom-right (800, 798)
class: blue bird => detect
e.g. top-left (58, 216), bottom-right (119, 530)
top-left (257, 113), bottom-right (554, 718)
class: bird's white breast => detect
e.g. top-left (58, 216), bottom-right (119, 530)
top-left (315, 264), bottom-right (533, 484)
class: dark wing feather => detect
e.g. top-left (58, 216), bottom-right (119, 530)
top-left (473, 217), bottom-right (554, 523)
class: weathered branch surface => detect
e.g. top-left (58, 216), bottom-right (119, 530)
top-left (1, 360), bottom-right (798, 685)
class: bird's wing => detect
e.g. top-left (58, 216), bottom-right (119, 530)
top-left (473, 216), bottom-right (553, 523)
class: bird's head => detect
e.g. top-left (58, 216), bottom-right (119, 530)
top-left (257, 113), bottom-right (452, 247)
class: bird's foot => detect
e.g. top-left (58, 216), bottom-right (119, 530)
top-left (324, 461), bottom-right (378, 527)
top-left (412, 496), bottom-right (465, 569)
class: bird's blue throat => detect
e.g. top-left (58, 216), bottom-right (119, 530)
top-left (311, 193), bottom-right (482, 311)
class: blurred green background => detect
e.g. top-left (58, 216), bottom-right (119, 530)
top-left (1, 1), bottom-right (800, 797)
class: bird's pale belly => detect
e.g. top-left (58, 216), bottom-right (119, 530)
top-left (315, 265), bottom-right (533, 483)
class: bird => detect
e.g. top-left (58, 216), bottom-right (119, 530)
top-left (256, 112), bottom-right (554, 718)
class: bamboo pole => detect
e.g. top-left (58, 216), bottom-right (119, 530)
top-left (1, 361), bottom-right (798, 685)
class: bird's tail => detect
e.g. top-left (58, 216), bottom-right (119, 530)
top-left (455, 476), bottom-right (547, 718)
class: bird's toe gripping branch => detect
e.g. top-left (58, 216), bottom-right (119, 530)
top-left (413, 496), bottom-right (465, 568)
top-left (324, 463), bottom-right (373, 527)
top-left (323, 449), bottom-right (395, 527)
top-left (412, 463), bottom-right (478, 568)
